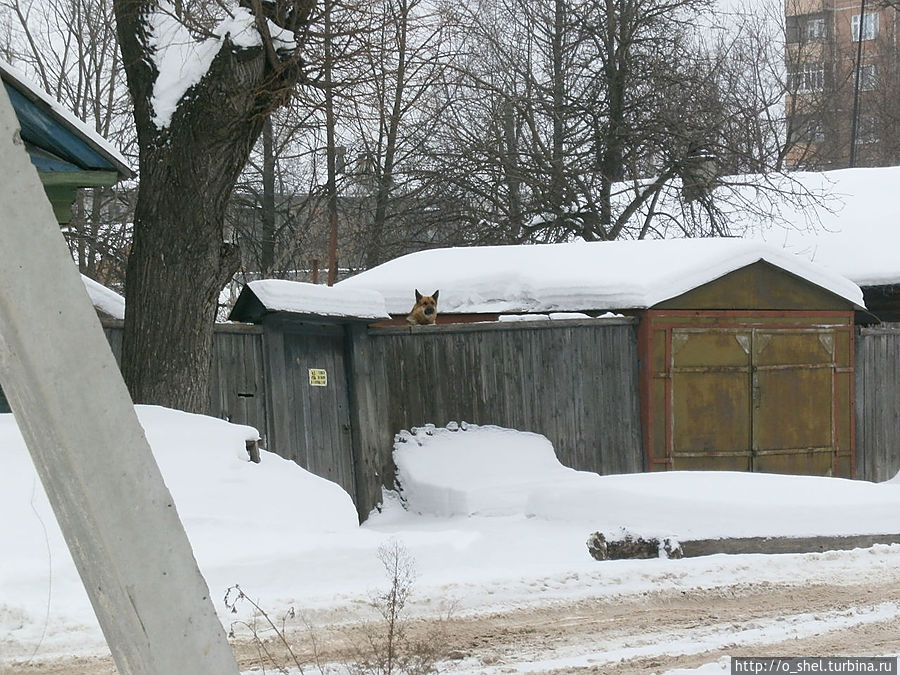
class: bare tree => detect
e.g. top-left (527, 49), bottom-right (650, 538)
top-left (2, 0), bottom-right (135, 288)
top-left (226, 103), bottom-right (325, 286)
top-left (426, 0), bottom-right (734, 243)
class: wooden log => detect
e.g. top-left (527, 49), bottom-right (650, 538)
top-left (679, 533), bottom-right (900, 557)
top-left (246, 439), bottom-right (261, 463)
top-left (587, 532), bottom-right (900, 560)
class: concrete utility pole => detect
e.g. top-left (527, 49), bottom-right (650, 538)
top-left (0, 88), bottom-right (239, 673)
top-left (849, 0), bottom-right (868, 167)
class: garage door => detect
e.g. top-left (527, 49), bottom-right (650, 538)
top-left (669, 326), bottom-right (852, 476)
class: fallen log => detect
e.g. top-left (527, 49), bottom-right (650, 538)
top-left (587, 532), bottom-right (900, 560)
top-left (679, 533), bottom-right (900, 557)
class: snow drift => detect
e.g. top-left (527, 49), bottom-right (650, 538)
top-left (391, 423), bottom-right (900, 539)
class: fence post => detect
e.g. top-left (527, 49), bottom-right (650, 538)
top-left (0, 85), bottom-right (239, 673)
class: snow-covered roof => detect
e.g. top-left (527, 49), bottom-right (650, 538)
top-left (0, 58), bottom-right (132, 177)
top-left (229, 279), bottom-right (390, 323)
top-left (337, 238), bottom-right (864, 314)
top-left (81, 275), bottom-right (125, 320)
top-left (741, 167), bottom-right (900, 287)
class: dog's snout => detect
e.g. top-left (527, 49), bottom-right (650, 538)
top-left (424, 307), bottom-right (435, 315)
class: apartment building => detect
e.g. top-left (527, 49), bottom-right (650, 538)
top-left (785, 0), bottom-right (900, 168)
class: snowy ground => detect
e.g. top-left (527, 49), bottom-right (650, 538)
top-left (1, 408), bottom-right (899, 674)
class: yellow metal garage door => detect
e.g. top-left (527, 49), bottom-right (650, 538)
top-left (668, 326), bottom-right (852, 476)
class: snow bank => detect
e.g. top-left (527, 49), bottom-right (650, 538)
top-left (3, 410), bottom-right (900, 664)
top-left (392, 424), bottom-right (900, 539)
top-left (0, 406), bottom-right (360, 659)
top-left (393, 424), bottom-right (598, 517)
top-left (135, 407), bottom-right (359, 551)
top-left (532, 470), bottom-right (900, 540)
top-left (338, 238), bottom-right (863, 315)
top-left (0, 406), bottom-right (357, 610)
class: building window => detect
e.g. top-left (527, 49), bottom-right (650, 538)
top-left (806, 120), bottom-right (825, 143)
top-left (791, 117), bottom-right (826, 145)
top-left (851, 12), bottom-right (878, 42)
top-left (856, 115), bottom-right (877, 143)
top-left (786, 14), bottom-right (826, 44)
top-left (860, 63), bottom-right (877, 91)
top-left (806, 17), bottom-right (826, 42)
top-left (786, 16), bottom-right (800, 44)
top-left (787, 63), bottom-right (825, 92)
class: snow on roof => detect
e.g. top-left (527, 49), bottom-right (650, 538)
top-left (81, 275), bottom-right (125, 320)
top-left (233, 279), bottom-right (390, 321)
top-left (740, 167), bottom-right (900, 287)
top-left (338, 238), bottom-right (864, 314)
top-left (0, 58), bottom-right (132, 176)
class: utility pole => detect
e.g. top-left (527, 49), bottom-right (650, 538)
top-left (0, 84), bottom-right (239, 675)
top-left (849, 0), bottom-right (868, 167)
top-left (324, 0), bottom-right (339, 286)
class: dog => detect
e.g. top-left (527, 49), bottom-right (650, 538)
top-left (406, 289), bottom-right (439, 325)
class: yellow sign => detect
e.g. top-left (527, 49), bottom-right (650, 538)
top-left (308, 368), bottom-right (327, 387)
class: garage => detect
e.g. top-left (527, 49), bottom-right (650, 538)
top-left (640, 261), bottom-right (856, 477)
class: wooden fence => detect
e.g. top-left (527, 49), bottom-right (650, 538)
top-left (3, 317), bottom-right (897, 519)
top-left (855, 326), bottom-right (900, 482)
top-left (346, 319), bottom-right (644, 515)
top-left (97, 317), bottom-right (643, 518)
top-left (102, 321), bottom-right (268, 441)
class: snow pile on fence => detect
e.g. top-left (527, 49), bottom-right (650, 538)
top-left (391, 424), bottom-right (900, 539)
top-left (244, 279), bottom-right (390, 319)
top-left (80, 274), bottom-right (125, 319)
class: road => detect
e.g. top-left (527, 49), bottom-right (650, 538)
top-left (5, 577), bottom-right (898, 674)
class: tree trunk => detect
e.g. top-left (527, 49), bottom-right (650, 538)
top-left (324, 0), bottom-right (339, 285)
top-left (501, 98), bottom-right (523, 239)
top-left (114, 0), bottom-right (311, 412)
top-left (548, 0), bottom-right (567, 223)
top-left (122, 144), bottom-right (242, 413)
top-left (596, 0), bottom-right (628, 239)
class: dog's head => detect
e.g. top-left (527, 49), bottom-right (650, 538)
top-left (406, 289), bottom-right (439, 325)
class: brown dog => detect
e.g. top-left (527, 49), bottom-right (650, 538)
top-left (406, 289), bottom-right (439, 325)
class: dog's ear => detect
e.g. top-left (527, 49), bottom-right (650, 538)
top-left (432, 290), bottom-right (439, 301)
top-left (415, 289), bottom-right (423, 301)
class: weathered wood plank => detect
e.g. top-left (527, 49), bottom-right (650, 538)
top-left (346, 325), bottom-right (392, 520)
top-left (856, 328), bottom-right (900, 482)
top-left (365, 320), bottom-right (644, 483)
top-left (680, 533), bottom-right (900, 557)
